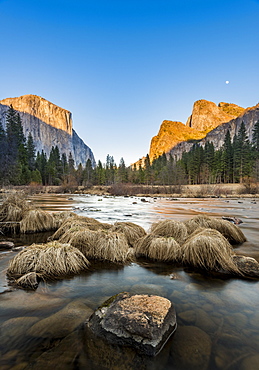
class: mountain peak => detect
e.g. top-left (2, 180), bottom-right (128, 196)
top-left (0, 94), bottom-right (72, 135)
top-left (186, 99), bottom-right (244, 132)
top-left (148, 99), bottom-right (246, 162)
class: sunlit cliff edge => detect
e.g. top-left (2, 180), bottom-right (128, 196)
top-left (0, 94), bottom-right (95, 167)
top-left (133, 99), bottom-right (252, 167)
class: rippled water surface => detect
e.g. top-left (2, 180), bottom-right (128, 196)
top-left (0, 194), bottom-right (259, 370)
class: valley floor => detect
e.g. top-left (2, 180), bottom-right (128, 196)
top-left (1, 183), bottom-right (259, 198)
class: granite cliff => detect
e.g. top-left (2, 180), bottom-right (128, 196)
top-left (0, 95), bottom-right (95, 167)
top-left (148, 99), bottom-right (247, 162)
top-left (170, 102), bottom-right (259, 160)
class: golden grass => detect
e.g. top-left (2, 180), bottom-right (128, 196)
top-left (7, 241), bottom-right (89, 281)
top-left (70, 228), bottom-right (131, 263)
top-left (70, 229), bottom-right (98, 258)
top-left (111, 221), bottom-right (146, 247)
top-left (94, 230), bottom-right (131, 263)
top-left (184, 215), bottom-right (246, 244)
top-left (181, 228), bottom-right (240, 273)
top-left (0, 193), bottom-right (32, 222)
top-left (52, 211), bottom-right (77, 228)
top-left (49, 215), bottom-right (105, 241)
top-left (16, 272), bottom-right (39, 290)
top-left (135, 233), bottom-right (181, 261)
top-left (150, 219), bottom-right (188, 244)
top-left (20, 209), bottom-right (55, 233)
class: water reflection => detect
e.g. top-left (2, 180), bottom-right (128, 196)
top-left (0, 194), bottom-right (258, 369)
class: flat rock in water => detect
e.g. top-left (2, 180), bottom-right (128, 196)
top-left (0, 241), bottom-right (14, 250)
top-left (233, 255), bottom-right (259, 278)
top-left (87, 292), bottom-right (177, 356)
top-left (28, 301), bottom-right (93, 339)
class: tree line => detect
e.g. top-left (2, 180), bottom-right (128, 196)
top-left (0, 105), bottom-right (258, 187)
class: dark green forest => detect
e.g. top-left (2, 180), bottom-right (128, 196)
top-left (0, 106), bottom-right (258, 188)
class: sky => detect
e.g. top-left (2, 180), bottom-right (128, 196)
top-left (0, 0), bottom-right (258, 166)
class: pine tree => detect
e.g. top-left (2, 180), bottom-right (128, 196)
top-left (35, 150), bottom-right (47, 185)
top-left (235, 122), bottom-right (252, 182)
top-left (83, 158), bottom-right (94, 185)
top-left (94, 160), bottom-right (105, 185)
top-left (222, 130), bottom-right (233, 183)
top-left (117, 157), bottom-right (128, 183)
top-left (0, 120), bottom-right (7, 185)
top-left (5, 106), bottom-right (27, 184)
top-left (27, 132), bottom-right (36, 171)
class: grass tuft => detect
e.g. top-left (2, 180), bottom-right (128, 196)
top-left (7, 241), bottom-right (89, 282)
top-left (0, 193), bottom-right (32, 222)
top-left (150, 219), bottom-right (188, 244)
top-left (184, 215), bottom-right (246, 244)
top-left (111, 221), bottom-right (146, 247)
top-left (181, 228), bottom-right (240, 273)
top-left (20, 209), bottom-right (55, 233)
top-left (135, 233), bottom-right (181, 261)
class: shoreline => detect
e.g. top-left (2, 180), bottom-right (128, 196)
top-left (1, 183), bottom-right (259, 199)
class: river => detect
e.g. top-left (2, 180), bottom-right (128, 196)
top-left (0, 194), bottom-right (259, 370)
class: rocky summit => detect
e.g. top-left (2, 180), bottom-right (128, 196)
top-left (147, 99), bottom-right (258, 162)
top-left (0, 94), bottom-right (95, 167)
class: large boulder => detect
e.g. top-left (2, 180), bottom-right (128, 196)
top-left (86, 292), bottom-right (177, 356)
top-left (233, 255), bottom-right (259, 278)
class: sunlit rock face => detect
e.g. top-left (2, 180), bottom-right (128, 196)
top-left (147, 99), bottom-right (259, 162)
top-left (170, 102), bottom-right (259, 159)
top-left (186, 99), bottom-right (244, 132)
top-left (0, 94), bottom-right (95, 167)
top-left (149, 120), bottom-right (205, 162)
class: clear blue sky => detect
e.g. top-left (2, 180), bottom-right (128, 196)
top-left (1, 0), bottom-right (258, 165)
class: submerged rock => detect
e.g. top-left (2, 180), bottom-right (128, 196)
top-left (233, 255), bottom-right (259, 278)
top-left (170, 325), bottom-right (212, 370)
top-left (24, 331), bottom-right (81, 370)
top-left (0, 241), bottom-right (14, 250)
top-left (87, 292), bottom-right (177, 356)
top-left (28, 301), bottom-right (93, 339)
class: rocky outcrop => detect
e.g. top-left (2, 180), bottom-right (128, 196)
top-left (233, 255), bottom-right (259, 278)
top-left (170, 102), bottom-right (259, 159)
top-left (148, 99), bottom-right (246, 162)
top-left (149, 121), bottom-right (205, 161)
top-left (186, 99), bottom-right (244, 132)
top-left (0, 94), bottom-right (95, 167)
top-left (87, 292), bottom-right (177, 356)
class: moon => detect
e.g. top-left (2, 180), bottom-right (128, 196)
top-left (225, 80), bottom-right (230, 84)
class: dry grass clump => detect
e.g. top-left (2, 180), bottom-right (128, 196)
top-left (94, 230), bottom-right (131, 263)
top-left (181, 228), bottom-right (240, 274)
top-left (70, 229), bottom-right (97, 258)
top-left (52, 211), bottom-right (77, 228)
top-left (49, 215), bottom-right (105, 241)
top-left (49, 218), bottom-right (92, 241)
top-left (135, 234), bottom-right (181, 262)
top-left (150, 220), bottom-right (188, 244)
top-left (70, 229), bottom-right (131, 263)
top-left (111, 221), bottom-right (146, 247)
top-left (0, 193), bottom-right (32, 222)
top-left (20, 209), bottom-right (55, 233)
top-left (184, 215), bottom-right (246, 244)
top-left (16, 272), bottom-right (39, 290)
top-left (7, 241), bottom-right (89, 281)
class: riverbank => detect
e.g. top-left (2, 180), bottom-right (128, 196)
top-left (1, 183), bottom-right (259, 198)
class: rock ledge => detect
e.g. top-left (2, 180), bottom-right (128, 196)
top-left (87, 292), bottom-right (177, 356)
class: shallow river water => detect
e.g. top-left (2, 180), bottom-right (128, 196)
top-left (0, 194), bottom-right (259, 370)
